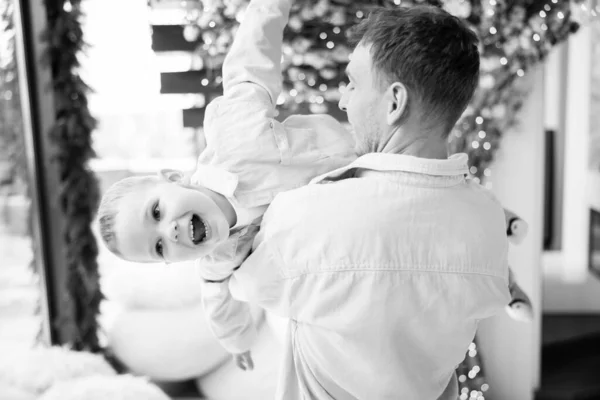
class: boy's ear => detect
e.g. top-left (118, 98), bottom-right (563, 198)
top-left (159, 169), bottom-right (184, 183)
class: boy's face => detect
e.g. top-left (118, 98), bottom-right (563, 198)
top-left (114, 180), bottom-right (230, 263)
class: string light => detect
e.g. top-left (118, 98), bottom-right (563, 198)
top-left (483, 142), bottom-right (491, 150)
top-left (500, 57), bottom-right (508, 65)
top-left (326, 41), bottom-right (335, 49)
top-left (320, 32), bottom-right (327, 40)
top-left (517, 69), bottom-right (525, 77)
top-left (201, 78), bottom-right (209, 86)
top-left (478, 130), bottom-right (486, 139)
top-left (475, 116), bottom-right (484, 124)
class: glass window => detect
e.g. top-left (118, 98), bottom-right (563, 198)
top-left (0, 0), bottom-right (47, 356)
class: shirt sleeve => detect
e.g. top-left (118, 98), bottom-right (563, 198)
top-left (220, 0), bottom-right (292, 108)
top-left (197, 225), bottom-right (261, 354)
top-left (200, 278), bottom-right (258, 354)
top-left (228, 241), bottom-right (287, 315)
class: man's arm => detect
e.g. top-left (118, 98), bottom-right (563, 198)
top-left (201, 278), bottom-right (258, 355)
top-left (221, 0), bottom-right (292, 109)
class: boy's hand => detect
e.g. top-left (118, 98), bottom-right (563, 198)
top-left (234, 351), bottom-right (254, 371)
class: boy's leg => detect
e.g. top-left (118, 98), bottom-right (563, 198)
top-left (504, 208), bottom-right (529, 245)
top-left (505, 267), bottom-right (534, 322)
top-left (503, 208), bottom-right (533, 322)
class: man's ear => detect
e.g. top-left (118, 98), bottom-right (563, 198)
top-left (158, 169), bottom-right (184, 183)
top-left (386, 82), bottom-right (408, 126)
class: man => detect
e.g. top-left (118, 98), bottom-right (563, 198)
top-left (231, 3), bottom-right (511, 400)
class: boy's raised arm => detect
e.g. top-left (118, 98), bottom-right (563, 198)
top-left (222, 0), bottom-right (292, 108)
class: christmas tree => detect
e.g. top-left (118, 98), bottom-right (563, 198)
top-left (456, 340), bottom-right (489, 399)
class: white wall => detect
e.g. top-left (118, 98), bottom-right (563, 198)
top-left (477, 66), bottom-right (545, 400)
top-left (542, 24), bottom-right (600, 312)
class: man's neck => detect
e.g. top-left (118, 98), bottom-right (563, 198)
top-left (378, 124), bottom-right (448, 159)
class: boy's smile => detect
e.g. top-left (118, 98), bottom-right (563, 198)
top-left (114, 179), bottom-right (233, 263)
top-left (190, 214), bottom-right (210, 244)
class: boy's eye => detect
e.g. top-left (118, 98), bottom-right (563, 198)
top-left (155, 239), bottom-right (163, 257)
top-left (152, 202), bottom-right (160, 221)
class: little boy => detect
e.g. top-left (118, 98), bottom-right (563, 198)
top-left (98, 0), bottom-right (356, 371)
top-left (98, 0), bottom-right (532, 371)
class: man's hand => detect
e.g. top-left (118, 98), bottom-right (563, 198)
top-left (233, 351), bottom-right (254, 371)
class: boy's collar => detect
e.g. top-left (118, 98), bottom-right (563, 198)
top-left (190, 164), bottom-right (239, 198)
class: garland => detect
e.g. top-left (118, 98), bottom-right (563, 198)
top-left (42, 0), bottom-right (102, 352)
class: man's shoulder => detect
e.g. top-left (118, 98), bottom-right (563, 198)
top-left (261, 175), bottom-right (508, 277)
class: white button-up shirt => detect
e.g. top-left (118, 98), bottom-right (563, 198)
top-left (231, 153), bottom-right (511, 399)
top-left (190, 0), bottom-right (355, 354)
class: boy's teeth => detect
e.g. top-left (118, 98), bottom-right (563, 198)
top-left (189, 214), bottom-right (207, 244)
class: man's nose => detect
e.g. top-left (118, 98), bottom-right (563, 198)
top-left (338, 92), bottom-right (347, 112)
top-left (165, 221), bottom-right (179, 242)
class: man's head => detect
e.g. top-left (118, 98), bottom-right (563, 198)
top-left (339, 5), bottom-right (480, 155)
top-left (98, 171), bottom-right (231, 264)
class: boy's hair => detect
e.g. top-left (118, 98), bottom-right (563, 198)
top-left (348, 5), bottom-right (480, 134)
top-left (97, 175), bottom-right (159, 257)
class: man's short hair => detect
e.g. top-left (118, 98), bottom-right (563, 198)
top-left (348, 5), bottom-right (480, 134)
top-left (97, 175), bottom-right (158, 257)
